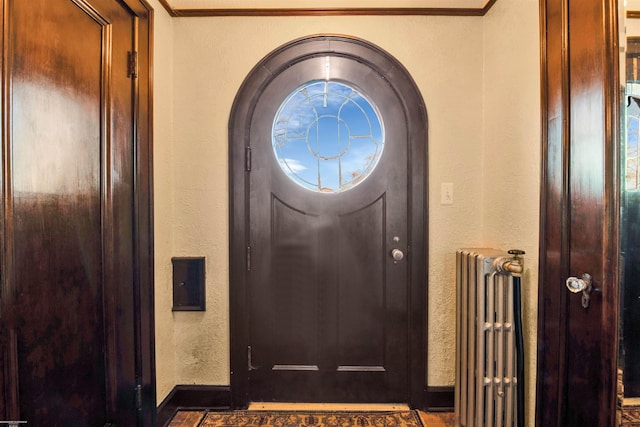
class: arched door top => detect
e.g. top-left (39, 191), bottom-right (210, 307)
top-left (231, 35), bottom-right (427, 140)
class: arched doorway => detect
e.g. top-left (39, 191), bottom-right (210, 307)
top-left (229, 35), bottom-right (428, 408)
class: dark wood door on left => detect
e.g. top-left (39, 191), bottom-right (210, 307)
top-left (0, 0), bottom-right (154, 425)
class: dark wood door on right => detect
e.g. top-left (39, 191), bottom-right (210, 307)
top-left (247, 55), bottom-right (411, 403)
top-left (622, 95), bottom-right (640, 397)
top-left (537, 0), bottom-right (620, 425)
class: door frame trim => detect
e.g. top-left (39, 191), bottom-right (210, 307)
top-left (228, 34), bottom-right (429, 409)
top-left (126, 0), bottom-right (157, 424)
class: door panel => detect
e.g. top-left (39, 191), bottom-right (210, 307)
top-left (337, 197), bottom-right (385, 368)
top-left (248, 53), bottom-right (408, 403)
top-left (11, 0), bottom-right (107, 422)
top-left (268, 196), bottom-right (320, 366)
top-left (565, 0), bottom-right (608, 424)
top-left (0, 0), bottom-right (150, 424)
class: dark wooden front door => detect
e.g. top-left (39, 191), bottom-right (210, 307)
top-left (537, 0), bottom-right (620, 425)
top-left (230, 36), bottom-right (428, 408)
top-left (248, 58), bottom-right (409, 403)
top-left (0, 0), bottom-right (154, 424)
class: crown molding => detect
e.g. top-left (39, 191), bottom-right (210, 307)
top-left (157, 0), bottom-right (497, 17)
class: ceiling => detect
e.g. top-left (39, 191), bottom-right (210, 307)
top-left (159, 0), bottom-right (495, 16)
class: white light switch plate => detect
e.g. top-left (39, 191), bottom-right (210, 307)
top-left (441, 182), bottom-right (454, 205)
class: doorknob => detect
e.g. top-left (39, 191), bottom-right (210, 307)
top-left (391, 249), bottom-right (404, 262)
top-left (566, 273), bottom-right (593, 309)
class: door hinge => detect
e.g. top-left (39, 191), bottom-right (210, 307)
top-left (128, 51), bottom-right (138, 79)
top-left (245, 147), bottom-right (252, 171)
top-left (246, 246), bottom-right (251, 271)
top-left (247, 345), bottom-right (256, 371)
top-left (135, 383), bottom-right (143, 410)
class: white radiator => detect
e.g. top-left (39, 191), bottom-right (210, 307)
top-left (455, 249), bottom-right (520, 427)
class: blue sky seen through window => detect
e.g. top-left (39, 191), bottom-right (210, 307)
top-left (272, 80), bottom-right (384, 193)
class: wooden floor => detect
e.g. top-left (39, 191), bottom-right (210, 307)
top-left (168, 409), bottom-right (455, 427)
top-left (419, 412), bottom-right (455, 427)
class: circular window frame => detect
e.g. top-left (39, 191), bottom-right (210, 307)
top-left (272, 79), bottom-right (385, 193)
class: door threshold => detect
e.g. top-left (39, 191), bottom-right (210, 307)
top-left (248, 402), bottom-right (410, 411)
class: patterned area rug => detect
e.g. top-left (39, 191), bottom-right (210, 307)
top-left (200, 410), bottom-right (425, 426)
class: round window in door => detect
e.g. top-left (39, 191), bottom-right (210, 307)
top-left (272, 80), bottom-right (384, 193)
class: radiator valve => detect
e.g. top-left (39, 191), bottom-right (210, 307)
top-left (494, 249), bottom-right (525, 276)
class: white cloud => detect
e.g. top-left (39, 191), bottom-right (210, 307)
top-left (280, 158), bottom-right (308, 174)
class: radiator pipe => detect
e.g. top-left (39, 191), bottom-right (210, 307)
top-left (513, 271), bottom-right (525, 427)
top-left (494, 249), bottom-right (525, 427)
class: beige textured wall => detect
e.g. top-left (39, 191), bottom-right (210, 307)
top-left (169, 15), bottom-right (486, 388)
top-left (482, 0), bottom-right (540, 424)
top-left (151, 2), bottom-right (541, 407)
